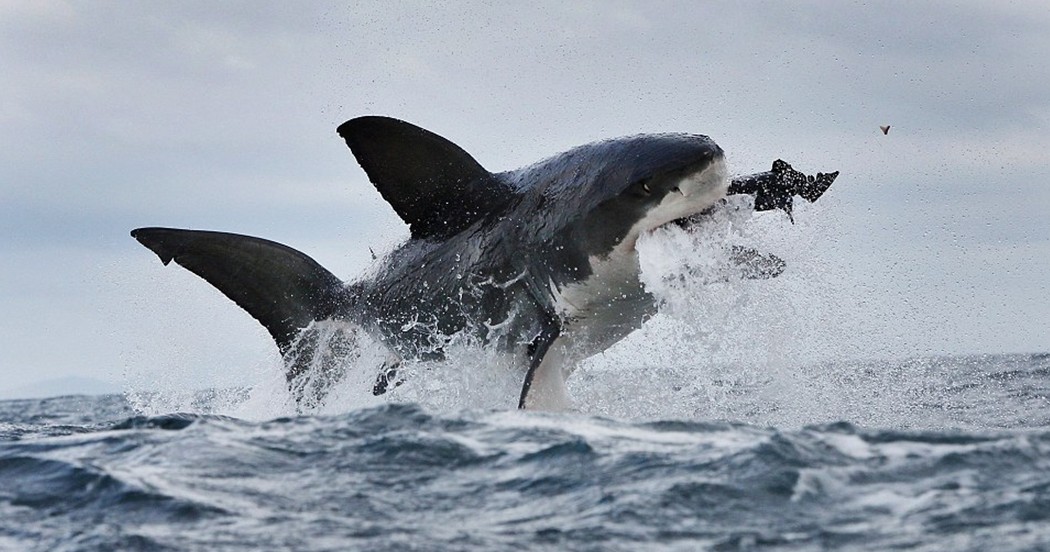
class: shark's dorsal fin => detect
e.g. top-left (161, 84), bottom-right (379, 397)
top-left (337, 116), bottom-right (508, 240)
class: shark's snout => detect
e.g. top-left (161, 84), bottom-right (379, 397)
top-left (642, 156), bottom-right (728, 232)
top-left (677, 156), bottom-right (728, 200)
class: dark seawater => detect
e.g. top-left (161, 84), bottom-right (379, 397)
top-left (2, 354), bottom-right (1050, 551)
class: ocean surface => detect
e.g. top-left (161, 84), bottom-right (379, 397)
top-left (7, 213), bottom-right (1049, 550)
top-left (2, 353), bottom-right (1050, 551)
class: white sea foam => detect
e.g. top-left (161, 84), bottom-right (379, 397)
top-left (123, 195), bottom-right (1014, 430)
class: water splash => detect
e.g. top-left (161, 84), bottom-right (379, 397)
top-left (122, 196), bottom-right (1006, 429)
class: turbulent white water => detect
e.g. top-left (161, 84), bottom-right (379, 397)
top-left (117, 194), bottom-right (1004, 431)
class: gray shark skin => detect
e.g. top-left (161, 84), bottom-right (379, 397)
top-left (132, 116), bottom-right (837, 411)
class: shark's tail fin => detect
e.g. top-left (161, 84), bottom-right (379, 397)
top-left (130, 228), bottom-right (347, 354)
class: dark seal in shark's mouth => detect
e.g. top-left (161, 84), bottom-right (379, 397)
top-left (131, 117), bottom-right (838, 411)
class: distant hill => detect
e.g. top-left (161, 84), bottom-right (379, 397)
top-left (0, 376), bottom-right (123, 400)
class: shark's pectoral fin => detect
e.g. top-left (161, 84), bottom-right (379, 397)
top-left (519, 339), bottom-right (572, 411)
top-left (518, 316), bottom-right (572, 411)
top-left (131, 227), bottom-right (346, 354)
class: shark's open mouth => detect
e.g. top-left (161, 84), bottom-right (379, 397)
top-left (621, 157), bottom-right (729, 252)
top-left (650, 157), bottom-right (729, 231)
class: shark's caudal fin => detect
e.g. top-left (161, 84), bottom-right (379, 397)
top-left (131, 228), bottom-right (346, 354)
top-left (336, 116), bottom-right (512, 240)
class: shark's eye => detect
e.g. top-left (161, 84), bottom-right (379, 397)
top-left (629, 179), bottom-right (653, 198)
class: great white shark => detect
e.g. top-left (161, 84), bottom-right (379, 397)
top-left (132, 116), bottom-right (837, 410)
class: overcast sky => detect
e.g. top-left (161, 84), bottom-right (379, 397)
top-left (1, 1), bottom-right (1048, 398)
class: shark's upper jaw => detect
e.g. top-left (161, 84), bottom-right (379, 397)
top-left (619, 156), bottom-right (728, 251)
top-left (659, 156), bottom-right (729, 226)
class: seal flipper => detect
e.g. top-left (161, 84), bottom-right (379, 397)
top-left (131, 227), bottom-right (346, 354)
top-left (728, 246), bottom-right (786, 280)
top-left (337, 116), bottom-right (513, 240)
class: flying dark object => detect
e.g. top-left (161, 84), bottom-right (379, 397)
top-left (132, 117), bottom-right (837, 410)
